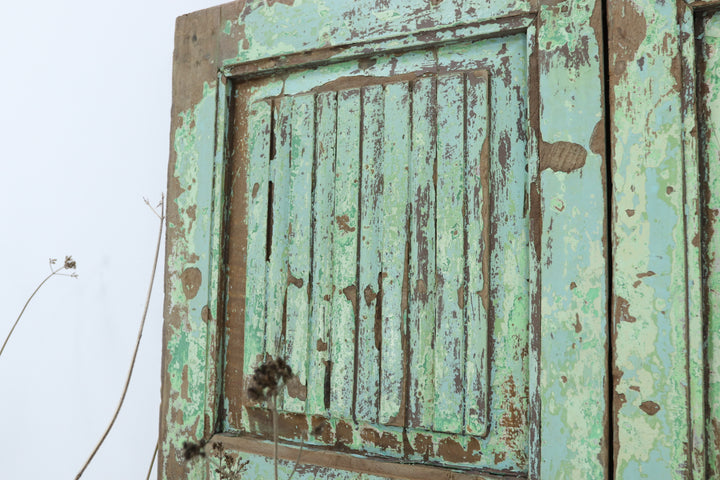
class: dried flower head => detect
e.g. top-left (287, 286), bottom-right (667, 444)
top-left (212, 441), bottom-right (224, 455)
top-left (247, 356), bottom-right (293, 401)
top-left (64, 256), bottom-right (76, 270)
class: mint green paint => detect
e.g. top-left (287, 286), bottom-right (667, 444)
top-left (265, 97), bottom-right (293, 365)
top-left (330, 87), bottom-right (361, 421)
top-left (164, 80), bottom-right (220, 479)
top-left (160, 0), bottom-right (643, 478)
top-left (464, 70), bottom-right (490, 437)
top-left (228, 0), bottom-right (534, 65)
top-left (407, 74), bottom-right (437, 433)
top-left (610, 1), bottom-right (694, 477)
top-left (379, 81), bottom-right (410, 426)
top-left (242, 100), bottom-right (271, 414)
top-left (283, 93), bottom-right (315, 414)
top-left (208, 449), bottom-right (397, 480)
top-left (356, 83), bottom-right (383, 425)
top-left (536, 1), bottom-right (607, 478)
top-left (225, 34), bottom-right (532, 473)
top-left (306, 91), bottom-right (336, 418)
top-left (433, 72), bottom-right (468, 434)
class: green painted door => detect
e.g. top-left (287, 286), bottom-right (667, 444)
top-left (158, 0), bottom-right (720, 478)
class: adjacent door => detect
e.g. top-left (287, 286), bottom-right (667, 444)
top-left (608, 1), bottom-right (720, 477)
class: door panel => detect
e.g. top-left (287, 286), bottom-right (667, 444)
top-left (224, 35), bottom-right (530, 473)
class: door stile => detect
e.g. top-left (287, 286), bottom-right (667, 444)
top-left (526, 19), bottom-right (542, 480)
top-left (682, 4), bottom-right (705, 477)
top-left (536, 0), bottom-right (610, 478)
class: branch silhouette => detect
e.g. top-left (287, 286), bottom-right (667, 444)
top-left (75, 195), bottom-right (164, 479)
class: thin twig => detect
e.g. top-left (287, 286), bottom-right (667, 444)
top-left (286, 435), bottom-right (305, 480)
top-left (145, 440), bottom-right (159, 480)
top-left (272, 394), bottom-right (279, 480)
top-left (75, 195), bottom-right (165, 479)
top-left (1, 257), bottom-right (77, 358)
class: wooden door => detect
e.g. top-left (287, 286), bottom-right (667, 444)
top-left (160, 1), bottom-right (610, 478)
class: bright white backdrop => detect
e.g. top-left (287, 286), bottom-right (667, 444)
top-left (0, 1), bottom-right (223, 478)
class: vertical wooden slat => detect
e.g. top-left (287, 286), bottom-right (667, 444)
top-left (243, 100), bottom-right (272, 397)
top-left (407, 76), bottom-right (437, 430)
top-left (682, 7), bottom-right (704, 477)
top-left (701, 13), bottom-right (720, 474)
top-left (464, 70), bottom-right (490, 436)
top-left (265, 97), bottom-right (293, 362)
top-left (379, 82), bottom-right (411, 426)
top-left (306, 91), bottom-right (337, 416)
top-left (525, 23), bottom-right (541, 479)
top-left (329, 88), bottom-right (361, 420)
top-left (283, 94), bottom-right (315, 413)
top-left (206, 75), bottom-right (231, 430)
top-left (433, 73), bottom-right (466, 434)
top-left (356, 85), bottom-right (384, 424)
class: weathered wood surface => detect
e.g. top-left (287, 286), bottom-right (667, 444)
top-left (161, 1), bottom-right (614, 479)
top-left (699, 11), bottom-right (720, 476)
top-left (608, 1), bottom-right (690, 472)
top-left (608, 1), bottom-right (720, 478)
top-left (306, 91), bottom-right (337, 418)
top-left (536, 1), bottom-right (608, 478)
top-left (223, 35), bottom-right (533, 473)
top-left (211, 434), bottom-right (526, 480)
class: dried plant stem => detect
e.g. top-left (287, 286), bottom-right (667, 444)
top-left (1, 259), bottom-right (76, 359)
top-left (145, 440), bottom-right (159, 480)
top-left (286, 436), bottom-right (305, 480)
top-left (75, 196), bottom-right (164, 480)
top-left (272, 394), bottom-right (279, 480)
top-left (1, 269), bottom-right (57, 358)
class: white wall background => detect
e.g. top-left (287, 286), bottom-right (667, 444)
top-left (0, 1), bottom-right (223, 478)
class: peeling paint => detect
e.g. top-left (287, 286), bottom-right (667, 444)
top-left (639, 400), bottom-right (660, 416)
top-left (437, 437), bottom-right (482, 463)
top-left (180, 267), bottom-right (202, 300)
top-left (160, 0), bottom-right (632, 477)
